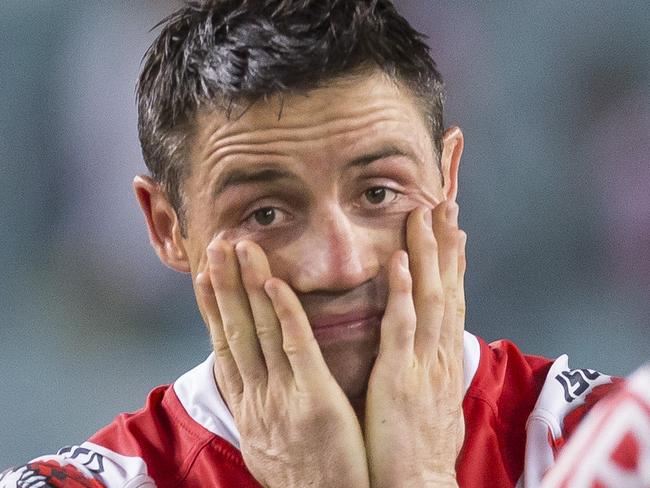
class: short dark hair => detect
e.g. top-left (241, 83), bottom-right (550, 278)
top-left (137, 0), bottom-right (445, 236)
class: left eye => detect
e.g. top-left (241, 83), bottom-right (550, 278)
top-left (252, 207), bottom-right (277, 226)
top-left (363, 186), bottom-right (398, 206)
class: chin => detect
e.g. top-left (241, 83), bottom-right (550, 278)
top-left (320, 339), bottom-right (378, 400)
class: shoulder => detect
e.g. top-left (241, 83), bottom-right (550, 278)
top-left (464, 335), bottom-right (556, 416)
top-left (466, 333), bottom-right (620, 446)
top-left (460, 333), bottom-right (620, 487)
top-left (465, 334), bottom-right (617, 419)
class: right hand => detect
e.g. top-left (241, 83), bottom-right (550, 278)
top-left (195, 239), bottom-right (370, 488)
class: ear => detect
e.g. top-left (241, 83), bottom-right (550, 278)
top-left (133, 175), bottom-right (191, 273)
top-left (440, 126), bottom-right (464, 202)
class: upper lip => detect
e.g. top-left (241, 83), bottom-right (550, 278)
top-left (308, 310), bottom-right (383, 329)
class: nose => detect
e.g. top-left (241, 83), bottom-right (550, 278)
top-left (288, 205), bottom-right (379, 294)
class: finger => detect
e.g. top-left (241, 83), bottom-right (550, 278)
top-left (377, 250), bottom-right (417, 365)
top-left (432, 201), bottom-right (460, 354)
top-left (455, 231), bottom-right (468, 359)
top-left (213, 353), bottom-right (237, 415)
top-left (406, 206), bottom-right (444, 360)
top-left (195, 270), bottom-right (243, 403)
top-left (208, 239), bottom-right (266, 387)
top-left (263, 277), bottom-right (332, 392)
top-left (436, 201), bottom-right (460, 290)
top-left (235, 240), bottom-right (292, 383)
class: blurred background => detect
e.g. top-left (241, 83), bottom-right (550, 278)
top-left (1, 0), bottom-right (648, 468)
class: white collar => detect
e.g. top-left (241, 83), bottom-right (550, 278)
top-left (174, 331), bottom-right (481, 450)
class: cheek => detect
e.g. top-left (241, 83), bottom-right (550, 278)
top-left (185, 214), bottom-right (230, 276)
top-left (371, 215), bottom-right (409, 263)
top-left (263, 249), bottom-right (299, 283)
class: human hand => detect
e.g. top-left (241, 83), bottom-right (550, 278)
top-left (364, 201), bottom-right (466, 488)
top-left (195, 239), bottom-right (370, 488)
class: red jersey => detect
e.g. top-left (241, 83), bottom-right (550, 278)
top-left (0, 333), bottom-right (623, 487)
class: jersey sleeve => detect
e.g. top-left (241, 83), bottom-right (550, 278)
top-left (521, 355), bottom-right (622, 487)
top-left (0, 443), bottom-right (155, 488)
top-left (541, 362), bottom-right (650, 488)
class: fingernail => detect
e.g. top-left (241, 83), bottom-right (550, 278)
top-left (235, 241), bottom-right (248, 264)
top-left (399, 251), bottom-right (409, 271)
top-left (423, 208), bottom-right (432, 229)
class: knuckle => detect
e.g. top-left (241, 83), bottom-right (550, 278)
top-left (270, 297), bottom-right (293, 322)
top-left (283, 335), bottom-right (315, 357)
top-left (426, 288), bottom-right (445, 309)
top-left (212, 340), bottom-right (231, 357)
top-left (420, 225), bottom-right (437, 244)
top-left (444, 285), bottom-right (458, 301)
top-left (395, 281), bottom-right (412, 294)
top-left (255, 324), bottom-right (280, 340)
top-left (210, 272), bottom-right (232, 292)
top-left (382, 321), bottom-right (415, 350)
top-left (442, 225), bottom-right (459, 245)
top-left (404, 307), bottom-right (417, 325)
top-left (224, 327), bottom-right (244, 344)
top-left (242, 269), bottom-right (266, 289)
top-left (394, 273), bottom-right (413, 294)
top-left (282, 339), bottom-right (300, 357)
top-left (276, 311), bottom-right (303, 334)
top-left (416, 324), bottom-right (437, 341)
top-left (447, 222), bottom-right (460, 235)
top-left (274, 305), bottom-right (292, 323)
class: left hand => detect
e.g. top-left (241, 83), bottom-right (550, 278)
top-left (364, 201), bottom-right (467, 488)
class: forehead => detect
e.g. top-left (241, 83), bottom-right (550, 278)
top-left (191, 70), bottom-right (431, 153)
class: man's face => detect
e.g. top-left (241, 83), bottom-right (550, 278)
top-left (180, 71), bottom-right (450, 400)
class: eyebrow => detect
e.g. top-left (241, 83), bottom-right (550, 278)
top-left (344, 145), bottom-right (414, 169)
top-left (213, 167), bottom-right (297, 198)
top-left (212, 145), bottom-right (417, 199)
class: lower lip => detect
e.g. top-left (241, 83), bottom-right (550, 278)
top-left (311, 316), bottom-right (382, 347)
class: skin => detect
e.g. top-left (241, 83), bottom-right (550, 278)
top-left (134, 70), bottom-right (466, 487)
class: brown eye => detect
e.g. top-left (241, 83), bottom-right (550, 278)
top-left (364, 187), bottom-right (387, 205)
top-left (253, 207), bottom-right (276, 226)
